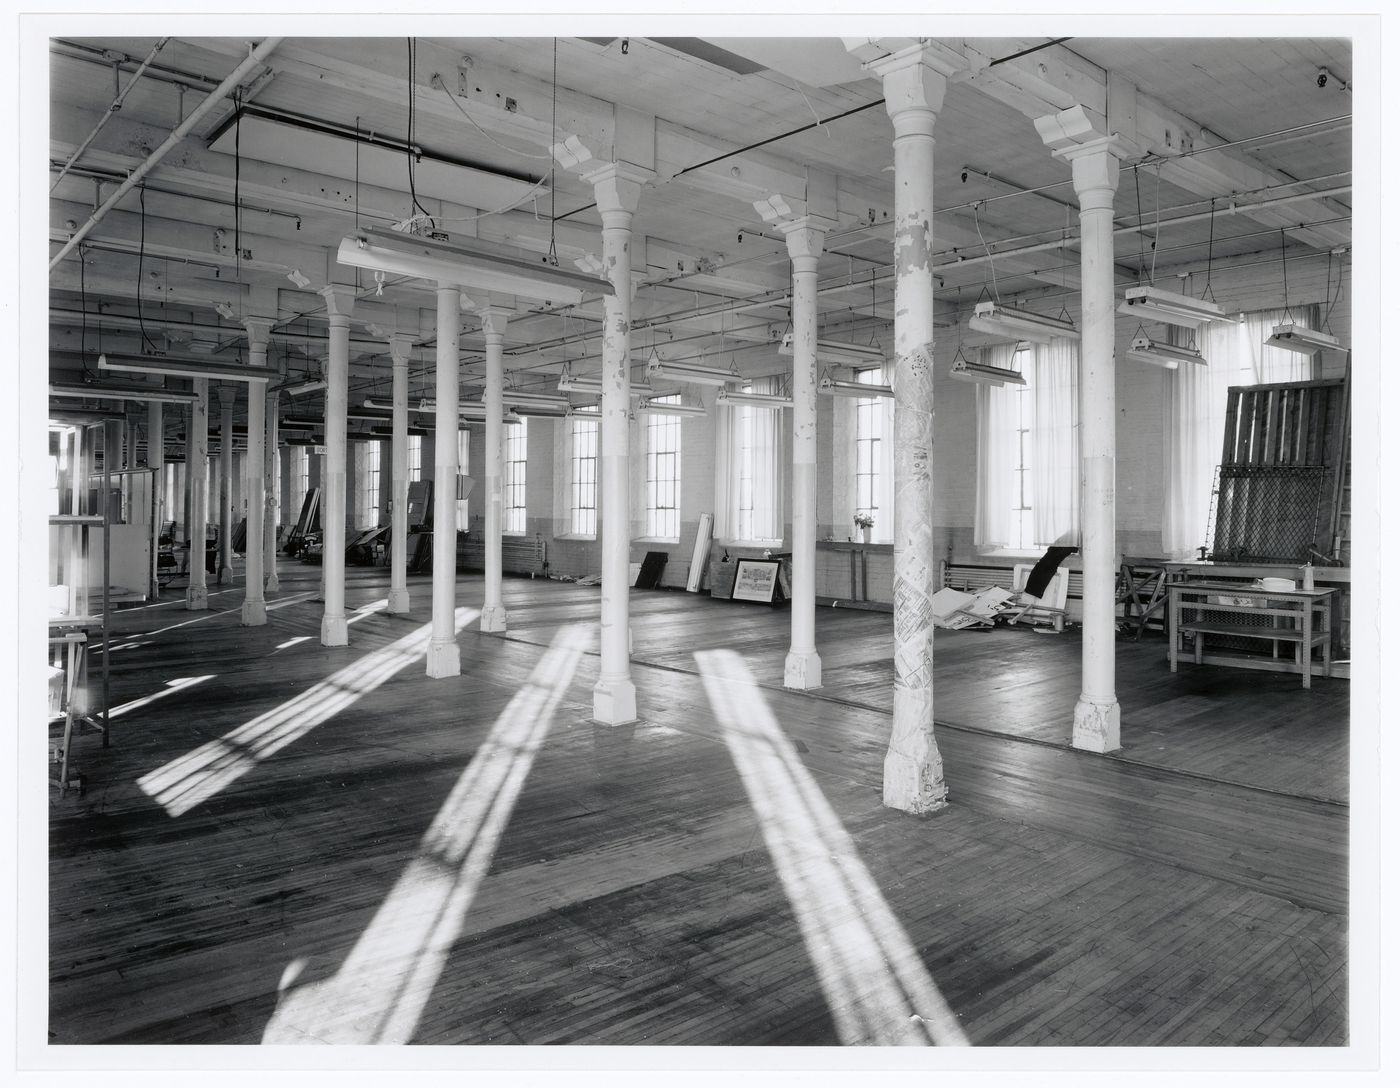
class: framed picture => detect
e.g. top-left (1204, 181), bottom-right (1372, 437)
top-left (731, 558), bottom-right (782, 604)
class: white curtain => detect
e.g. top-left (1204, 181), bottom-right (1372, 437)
top-left (1030, 338), bottom-right (1080, 546)
top-left (973, 342), bottom-right (1021, 547)
top-left (875, 364), bottom-right (895, 541)
top-left (711, 389), bottom-right (734, 539)
top-left (1160, 306), bottom-right (1315, 559)
top-left (740, 375), bottom-right (784, 541)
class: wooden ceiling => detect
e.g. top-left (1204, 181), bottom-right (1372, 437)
top-left (46, 32), bottom-right (1354, 422)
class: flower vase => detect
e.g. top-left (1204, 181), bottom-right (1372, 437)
top-left (861, 526), bottom-right (872, 544)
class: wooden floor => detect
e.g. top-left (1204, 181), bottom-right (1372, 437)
top-left (46, 561), bottom-right (1349, 1048)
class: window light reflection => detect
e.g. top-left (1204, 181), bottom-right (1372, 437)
top-left (696, 648), bottom-right (968, 1046)
top-left (261, 623), bottom-right (589, 1044)
top-left (136, 607), bottom-right (480, 817)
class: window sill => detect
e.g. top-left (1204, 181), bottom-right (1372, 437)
top-left (634, 536), bottom-right (681, 546)
top-left (554, 533), bottom-right (597, 542)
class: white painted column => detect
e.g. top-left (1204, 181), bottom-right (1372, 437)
top-left (479, 306), bottom-right (511, 633)
top-left (426, 283), bottom-right (462, 678)
top-left (320, 285), bottom-right (355, 646)
top-left (147, 401), bottom-right (164, 600)
top-left (780, 219), bottom-right (827, 690)
top-left (1038, 110), bottom-right (1132, 753)
top-left (264, 386), bottom-right (281, 593)
top-left (186, 378), bottom-right (210, 610)
top-left (862, 43), bottom-right (960, 813)
top-left (584, 163), bottom-right (650, 725)
top-left (241, 318), bottom-right (274, 625)
top-left (386, 333), bottom-right (415, 616)
top-left (216, 385), bottom-right (235, 584)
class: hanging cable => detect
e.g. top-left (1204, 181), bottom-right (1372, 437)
top-left (1149, 164), bottom-right (1162, 283)
top-left (79, 244), bottom-right (91, 378)
top-left (233, 86), bottom-right (242, 287)
top-left (547, 37), bottom-right (559, 266)
top-left (405, 38), bottom-right (432, 226)
top-left (137, 184), bottom-right (158, 354)
top-left (1132, 165), bottom-right (1145, 281)
top-left (972, 201), bottom-right (1000, 302)
top-left (1278, 228), bottom-right (1294, 322)
top-left (1201, 197), bottom-right (1218, 302)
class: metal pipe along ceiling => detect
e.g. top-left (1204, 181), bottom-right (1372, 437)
top-left (49, 36), bottom-right (283, 272)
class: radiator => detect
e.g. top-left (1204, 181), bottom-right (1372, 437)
top-left (939, 561), bottom-right (1084, 600)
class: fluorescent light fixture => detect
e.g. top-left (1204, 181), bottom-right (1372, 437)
top-left (49, 407), bottom-right (116, 424)
top-left (637, 397), bottom-right (707, 417)
top-left (968, 301), bottom-right (1078, 344)
top-left (216, 302), bottom-right (237, 320)
top-left (362, 398), bottom-right (425, 412)
top-left (1265, 322), bottom-right (1343, 354)
top-left (1118, 285), bottom-right (1230, 330)
top-left (276, 378), bottom-right (327, 396)
top-left (286, 268), bottom-right (312, 289)
top-left (280, 417), bottom-right (324, 429)
top-left (98, 353), bottom-right (272, 383)
top-left (458, 402), bottom-right (522, 424)
top-left (949, 357), bottom-right (1026, 386)
top-left (557, 364), bottom-right (653, 396)
top-left (716, 389), bottom-right (793, 409)
top-left (646, 353), bottom-right (737, 387)
top-left (1126, 335), bottom-right (1206, 370)
top-left (779, 333), bottom-right (886, 365)
top-left (347, 408), bottom-right (394, 422)
top-left (50, 382), bottom-right (198, 405)
top-left (818, 376), bottom-right (894, 399)
top-left (494, 388), bottom-right (571, 410)
top-left (337, 226), bottom-right (610, 306)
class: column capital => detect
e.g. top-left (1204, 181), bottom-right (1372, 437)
top-left (776, 216), bottom-right (832, 264)
top-left (319, 284), bottom-right (357, 321)
top-left (854, 40), bottom-right (964, 122)
top-left (216, 383), bottom-right (237, 410)
top-left (387, 332), bottom-right (416, 364)
top-left (243, 316), bottom-right (276, 350)
top-left (477, 306), bottom-right (514, 342)
top-left (582, 161), bottom-right (654, 217)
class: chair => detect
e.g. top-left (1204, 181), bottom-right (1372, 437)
top-left (1005, 563), bottom-right (1069, 632)
top-left (1116, 562), bottom-right (1171, 640)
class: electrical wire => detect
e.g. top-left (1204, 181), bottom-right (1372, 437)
top-left (429, 73), bottom-right (554, 160)
top-left (406, 38), bottom-right (432, 226)
top-left (234, 87), bottom-right (242, 286)
top-left (972, 202), bottom-right (1000, 302)
top-left (137, 184), bottom-right (158, 354)
top-left (547, 38), bottom-right (558, 266)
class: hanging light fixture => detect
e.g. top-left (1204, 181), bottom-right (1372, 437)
top-left (1265, 230), bottom-right (1345, 354)
top-left (818, 375), bottom-right (894, 399)
top-left (967, 301), bottom-right (1078, 344)
top-left (778, 333), bottom-right (886, 365)
top-left (98, 353), bottom-right (272, 384)
top-left (490, 387), bottom-right (572, 411)
top-left (1119, 285), bottom-right (1230, 329)
top-left (716, 389), bottom-right (793, 409)
top-left (949, 353), bottom-right (1026, 387)
top-left (645, 351), bottom-right (737, 387)
top-left (50, 382), bottom-right (198, 405)
top-left (336, 225), bottom-right (610, 306)
top-left (557, 363), bottom-right (654, 396)
top-left (1125, 334), bottom-right (1205, 370)
top-left (636, 397), bottom-right (708, 417)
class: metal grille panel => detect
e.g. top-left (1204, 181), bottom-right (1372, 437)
top-left (1209, 465), bottom-right (1327, 563)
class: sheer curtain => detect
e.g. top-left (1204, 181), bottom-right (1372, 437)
top-left (743, 375), bottom-right (784, 541)
top-left (1160, 306), bottom-right (1315, 558)
top-left (711, 389), bottom-right (734, 539)
top-left (1030, 338), bottom-right (1080, 546)
top-left (973, 342), bottom-right (1021, 548)
top-left (876, 364), bottom-right (895, 541)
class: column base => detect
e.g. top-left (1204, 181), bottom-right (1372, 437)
top-left (185, 584), bottom-right (209, 611)
top-left (1072, 696), bottom-right (1121, 753)
top-left (592, 675), bottom-right (637, 726)
top-left (426, 637), bottom-right (461, 679)
top-left (882, 742), bottom-right (950, 814)
top-left (240, 599), bottom-right (267, 627)
top-left (265, 572), bottom-right (280, 594)
top-left (480, 604), bottom-right (507, 632)
top-left (783, 648), bottom-right (822, 690)
top-left (321, 614), bottom-right (348, 647)
top-left (386, 587), bottom-right (411, 615)
top-left (219, 566), bottom-right (233, 586)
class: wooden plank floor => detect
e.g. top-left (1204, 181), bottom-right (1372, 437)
top-left (45, 562), bottom-right (1348, 1047)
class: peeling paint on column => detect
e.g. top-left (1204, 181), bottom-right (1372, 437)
top-left (886, 341), bottom-right (946, 813)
